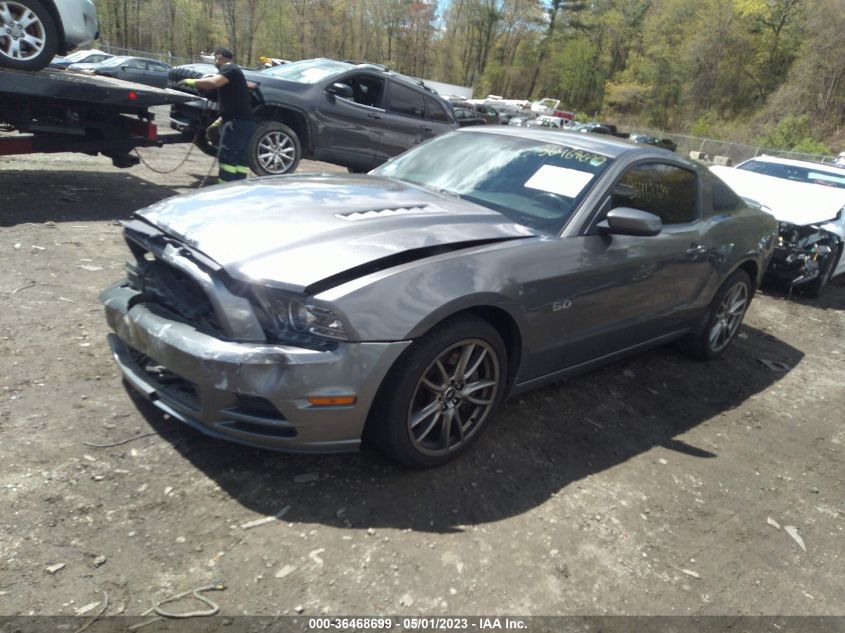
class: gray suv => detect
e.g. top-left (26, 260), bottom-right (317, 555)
top-left (169, 58), bottom-right (459, 175)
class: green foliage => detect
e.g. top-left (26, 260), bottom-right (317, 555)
top-left (759, 114), bottom-right (830, 153)
top-left (94, 0), bottom-right (843, 141)
top-left (689, 112), bottom-right (722, 138)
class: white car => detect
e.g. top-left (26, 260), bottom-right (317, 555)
top-left (711, 155), bottom-right (845, 297)
top-left (1, 0), bottom-right (98, 71)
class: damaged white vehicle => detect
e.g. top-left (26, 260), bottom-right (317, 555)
top-left (711, 156), bottom-right (845, 297)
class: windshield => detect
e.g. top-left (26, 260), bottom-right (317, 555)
top-left (738, 159), bottom-right (845, 190)
top-left (373, 131), bottom-right (613, 234)
top-left (261, 58), bottom-right (353, 83)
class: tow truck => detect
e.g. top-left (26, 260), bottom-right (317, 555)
top-left (0, 67), bottom-right (193, 167)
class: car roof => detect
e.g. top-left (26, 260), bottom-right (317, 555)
top-left (744, 155), bottom-right (845, 175)
top-left (458, 126), bottom-right (666, 160)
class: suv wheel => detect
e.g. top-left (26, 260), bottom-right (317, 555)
top-left (0, 0), bottom-right (58, 71)
top-left (248, 121), bottom-right (301, 176)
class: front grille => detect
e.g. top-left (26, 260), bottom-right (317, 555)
top-left (128, 260), bottom-right (223, 335)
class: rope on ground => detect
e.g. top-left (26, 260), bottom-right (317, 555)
top-left (72, 591), bottom-right (109, 633)
top-left (82, 429), bottom-right (177, 449)
top-left (128, 582), bottom-right (226, 631)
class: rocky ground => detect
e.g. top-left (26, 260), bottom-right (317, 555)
top-left (0, 139), bottom-right (843, 627)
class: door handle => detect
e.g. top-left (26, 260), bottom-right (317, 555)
top-left (420, 126), bottom-right (433, 132)
top-left (367, 113), bottom-right (382, 120)
top-left (686, 244), bottom-right (708, 256)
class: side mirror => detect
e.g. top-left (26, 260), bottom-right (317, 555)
top-left (326, 82), bottom-right (353, 99)
top-left (597, 207), bottom-right (662, 237)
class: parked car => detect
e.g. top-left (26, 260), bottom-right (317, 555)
top-left (452, 106), bottom-right (484, 126)
top-left (0, 0), bottom-right (98, 71)
top-left (169, 57), bottom-right (458, 175)
top-left (629, 132), bottom-right (677, 153)
top-left (448, 100), bottom-right (500, 125)
top-left (489, 102), bottom-right (526, 125)
top-left (68, 55), bottom-right (171, 88)
top-left (526, 114), bottom-right (567, 129)
top-left (49, 48), bottom-right (111, 69)
top-left (100, 128), bottom-right (776, 467)
top-left (711, 155), bottom-right (845, 297)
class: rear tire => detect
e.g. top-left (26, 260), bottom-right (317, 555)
top-left (193, 133), bottom-right (218, 158)
top-left (681, 269), bottom-right (752, 360)
top-left (366, 315), bottom-right (507, 468)
top-left (247, 120), bottom-right (301, 176)
top-left (0, 0), bottom-right (58, 71)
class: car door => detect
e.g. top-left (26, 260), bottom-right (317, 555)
top-left (313, 71), bottom-right (385, 169)
top-left (117, 58), bottom-right (149, 84)
top-left (379, 80), bottom-right (456, 163)
top-left (377, 79), bottom-right (427, 163)
top-left (145, 61), bottom-right (170, 88)
top-left (564, 161), bottom-right (718, 364)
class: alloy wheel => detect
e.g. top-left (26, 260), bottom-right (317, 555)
top-left (0, 1), bottom-right (45, 62)
top-left (406, 339), bottom-right (501, 457)
top-left (256, 131), bottom-right (296, 174)
top-left (708, 282), bottom-right (748, 353)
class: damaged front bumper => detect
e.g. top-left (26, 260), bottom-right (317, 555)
top-left (764, 222), bottom-right (839, 288)
top-left (101, 282), bottom-right (410, 453)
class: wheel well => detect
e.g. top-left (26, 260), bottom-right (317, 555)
top-left (464, 306), bottom-right (522, 391)
top-left (257, 106), bottom-right (310, 155)
top-left (40, 0), bottom-right (67, 53)
top-left (736, 260), bottom-right (759, 292)
top-left (361, 306), bottom-right (523, 444)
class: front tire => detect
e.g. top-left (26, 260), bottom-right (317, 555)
top-left (247, 121), bottom-right (301, 176)
top-left (0, 0), bottom-right (58, 71)
top-left (682, 269), bottom-right (752, 360)
top-left (367, 315), bottom-right (507, 468)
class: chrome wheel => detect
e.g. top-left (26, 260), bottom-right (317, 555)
top-left (256, 130), bottom-right (296, 174)
top-left (0, 1), bottom-right (46, 62)
top-left (708, 281), bottom-right (748, 353)
top-left (407, 338), bottom-right (501, 457)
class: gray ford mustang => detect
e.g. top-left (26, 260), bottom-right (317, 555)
top-left (101, 128), bottom-right (777, 467)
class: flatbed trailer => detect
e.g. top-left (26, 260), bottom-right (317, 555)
top-left (0, 68), bottom-right (194, 167)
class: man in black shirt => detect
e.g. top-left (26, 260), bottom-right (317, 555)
top-left (178, 46), bottom-right (256, 183)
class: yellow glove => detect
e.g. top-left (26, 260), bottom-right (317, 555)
top-left (205, 118), bottom-right (222, 143)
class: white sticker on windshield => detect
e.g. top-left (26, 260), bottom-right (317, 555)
top-left (524, 165), bottom-right (594, 198)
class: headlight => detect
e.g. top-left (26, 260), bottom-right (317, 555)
top-left (254, 290), bottom-right (348, 342)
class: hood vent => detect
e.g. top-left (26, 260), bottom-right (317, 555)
top-left (335, 205), bottom-right (447, 221)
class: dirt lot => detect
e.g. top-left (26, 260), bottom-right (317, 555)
top-left (0, 139), bottom-right (843, 623)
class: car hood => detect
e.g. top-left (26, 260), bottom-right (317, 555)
top-left (137, 175), bottom-right (537, 291)
top-left (711, 166), bottom-right (845, 226)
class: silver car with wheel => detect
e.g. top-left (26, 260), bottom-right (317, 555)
top-left (100, 128), bottom-right (777, 467)
top-left (0, 0), bottom-right (97, 71)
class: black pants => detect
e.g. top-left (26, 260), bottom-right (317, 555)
top-left (218, 119), bottom-right (256, 183)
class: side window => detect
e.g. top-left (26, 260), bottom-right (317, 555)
top-left (612, 163), bottom-right (698, 224)
top-left (708, 172), bottom-right (743, 213)
top-left (424, 95), bottom-right (449, 122)
top-left (128, 59), bottom-right (146, 70)
top-left (387, 82), bottom-right (425, 118)
top-left (341, 74), bottom-right (384, 108)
